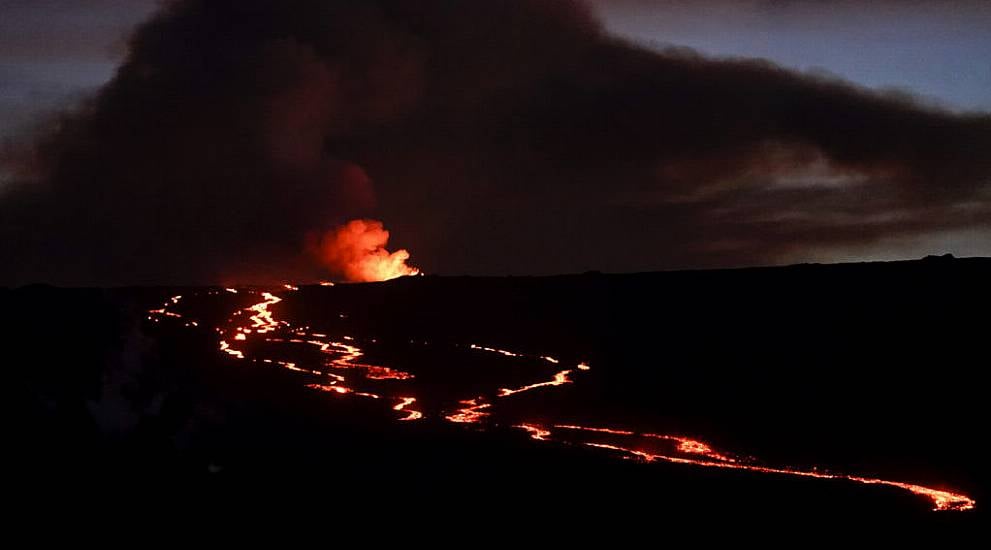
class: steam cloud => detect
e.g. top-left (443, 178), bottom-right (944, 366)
top-left (315, 219), bottom-right (418, 282)
top-left (1, 0), bottom-right (989, 285)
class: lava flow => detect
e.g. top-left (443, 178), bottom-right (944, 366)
top-left (147, 287), bottom-right (976, 513)
top-left (444, 398), bottom-right (492, 424)
top-left (394, 397), bottom-right (423, 421)
top-left (497, 369), bottom-right (574, 396)
top-left (511, 423), bottom-right (974, 512)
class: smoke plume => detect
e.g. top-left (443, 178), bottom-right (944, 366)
top-left (315, 219), bottom-right (419, 282)
top-left (1, 0), bottom-right (989, 285)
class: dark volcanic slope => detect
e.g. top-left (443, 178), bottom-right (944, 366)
top-left (289, 255), bottom-right (987, 494)
top-left (5, 255), bottom-right (986, 523)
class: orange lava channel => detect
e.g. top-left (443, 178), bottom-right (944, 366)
top-left (394, 397), bottom-right (424, 421)
top-left (498, 369), bottom-right (573, 397)
top-left (470, 344), bottom-right (521, 357)
top-left (147, 289), bottom-right (976, 513)
top-left (515, 423), bottom-right (975, 512)
top-left (248, 292), bottom-right (282, 333)
top-left (445, 398), bottom-right (491, 424)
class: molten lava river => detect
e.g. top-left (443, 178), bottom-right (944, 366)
top-left (148, 287), bottom-right (975, 512)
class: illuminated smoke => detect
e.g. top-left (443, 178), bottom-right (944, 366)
top-left (316, 219), bottom-right (419, 282)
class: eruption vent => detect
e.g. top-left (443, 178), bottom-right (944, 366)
top-left (318, 219), bottom-right (419, 282)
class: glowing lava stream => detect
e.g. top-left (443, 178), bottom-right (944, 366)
top-left (444, 398), bottom-right (492, 424)
top-left (510, 424), bottom-right (975, 512)
top-left (498, 369), bottom-right (573, 396)
top-left (147, 289), bottom-right (975, 512)
top-left (151, 288), bottom-right (423, 422)
top-left (394, 397), bottom-right (423, 421)
top-left (248, 292), bottom-right (282, 333)
top-left (444, 346), bottom-right (594, 421)
top-left (231, 290), bottom-right (422, 420)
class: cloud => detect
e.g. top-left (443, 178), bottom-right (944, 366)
top-left (1, 0), bottom-right (989, 285)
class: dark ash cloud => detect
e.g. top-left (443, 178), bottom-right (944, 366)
top-left (1, 0), bottom-right (989, 285)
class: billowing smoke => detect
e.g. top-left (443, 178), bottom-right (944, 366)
top-left (314, 219), bottom-right (418, 282)
top-left (1, 0), bottom-right (989, 285)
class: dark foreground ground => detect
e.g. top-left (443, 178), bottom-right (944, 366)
top-left (4, 255), bottom-right (986, 530)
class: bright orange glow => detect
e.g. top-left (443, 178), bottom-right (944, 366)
top-left (393, 397), bottom-right (424, 421)
top-left (554, 425), bottom-right (634, 436)
top-left (365, 366), bottom-right (414, 380)
top-left (307, 383), bottom-right (350, 394)
top-left (317, 219), bottom-right (419, 282)
top-left (498, 369), bottom-right (573, 397)
top-left (150, 310), bottom-right (181, 318)
top-left (524, 421), bottom-right (974, 512)
top-left (148, 296), bottom-right (186, 320)
top-left (676, 440), bottom-right (736, 462)
top-left (515, 424), bottom-right (551, 441)
top-left (470, 344), bottom-right (521, 357)
top-left (248, 292), bottom-right (282, 333)
top-left (445, 398), bottom-right (491, 424)
top-left (200, 290), bottom-right (416, 421)
top-left (218, 340), bottom-right (244, 359)
top-left (470, 344), bottom-right (590, 375)
top-left (267, 333), bottom-right (416, 381)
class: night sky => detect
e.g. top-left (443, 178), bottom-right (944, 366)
top-left (1, 0), bottom-right (990, 285)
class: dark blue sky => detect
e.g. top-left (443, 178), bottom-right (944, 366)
top-left (589, 0), bottom-right (991, 262)
top-left (0, 1), bottom-right (156, 137)
top-left (2, 0), bottom-right (988, 145)
top-left (594, 1), bottom-right (991, 111)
